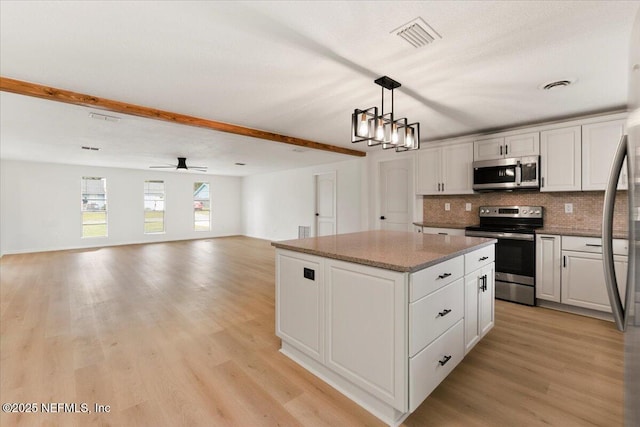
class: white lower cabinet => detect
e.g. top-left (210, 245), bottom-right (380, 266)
top-left (535, 235), bottom-right (629, 314)
top-left (409, 320), bottom-right (464, 412)
top-left (325, 259), bottom-right (407, 410)
top-left (275, 244), bottom-right (496, 425)
top-left (561, 250), bottom-right (628, 312)
top-left (464, 263), bottom-right (495, 354)
top-left (276, 251), bottom-right (324, 362)
top-left (535, 234), bottom-right (562, 302)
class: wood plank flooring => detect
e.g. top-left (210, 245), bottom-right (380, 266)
top-left (0, 237), bottom-right (623, 426)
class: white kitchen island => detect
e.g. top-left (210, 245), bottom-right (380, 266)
top-left (272, 230), bottom-right (496, 426)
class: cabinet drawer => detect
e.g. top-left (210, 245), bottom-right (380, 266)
top-left (409, 278), bottom-right (463, 357)
top-left (561, 236), bottom-right (628, 255)
top-left (464, 245), bottom-right (495, 273)
top-left (409, 319), bottom-right (464, 412)
top-left (410, 256), bottom-right (464, 302)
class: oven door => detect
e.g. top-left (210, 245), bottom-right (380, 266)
top-left (493, 234), bottom-right (535, 285)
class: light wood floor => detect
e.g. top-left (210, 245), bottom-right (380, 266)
top-left (0, 237), bottom-right (623, 426)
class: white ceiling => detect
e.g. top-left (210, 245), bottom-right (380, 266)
top-left (1, 1), bottom-right (639, 176)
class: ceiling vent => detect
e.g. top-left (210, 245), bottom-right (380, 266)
top-left (391, 17), bottom-right (441, 48)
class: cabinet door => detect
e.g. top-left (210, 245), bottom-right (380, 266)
top-left (504, 132), bottom-right (540, 157)
top-left (464, 271), bottom-right (480, 354)
top-left (535, 235), bottom-right (561, 302)
top-left (276, 251), bottom-right (324, 362)
top-left (561, 251), bottom-right (627, 312)
top-left (478, 263), bottom-right (495, 337)
top-left (416, 147), bottom-right (441, 195)
top-left (581, 120), bottom-right (627, 191)
top-left (325, 259), bottom-right (407, 411)
top-left (473, 137), bottom-right (504, 161)
top-left (442, 142), bottom-right (474, 194)
top-left (540, 126), bottom-right (581, 192)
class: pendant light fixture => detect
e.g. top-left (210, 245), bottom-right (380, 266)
top-left (351, 76), bottom-right (420, 152)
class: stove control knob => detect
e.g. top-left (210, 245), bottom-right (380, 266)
top-left (535, 210), bottom-right (541, 214)
top-left (522, 210), bottom-right (528, 214)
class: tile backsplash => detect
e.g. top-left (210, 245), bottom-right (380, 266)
top-left (422, 191), bottom-right (628, 233)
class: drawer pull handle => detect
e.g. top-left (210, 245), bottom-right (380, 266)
top-left (479, 256), bottom-right (489, 261)
top-left (437, 309), bottom-right (452, 318)
top-left (437, 273), bottom-right (452, 280)
top-left (585, 244), bottom-right (602, 247)
top-left (438, 355), bottom-right (452, 366)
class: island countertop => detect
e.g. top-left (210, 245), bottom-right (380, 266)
top-left (271, 230), bottom-right (496, 273)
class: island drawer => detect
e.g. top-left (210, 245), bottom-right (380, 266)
top-left (464, 245), bottom-right (495, 273)
top-left (410, 256), bottom-right (464, 302)
top-left (409, 278), bottom-right (464, 357)
top-left (409, 319), bottom-right (464, 412)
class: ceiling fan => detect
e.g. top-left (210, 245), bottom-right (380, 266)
top-left (149, 157), bottom-right (208, 172)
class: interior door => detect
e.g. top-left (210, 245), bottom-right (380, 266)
top-left (315, 172), bottom-right (336, 236)
top-left (379, 158), bottom-right (410, 231)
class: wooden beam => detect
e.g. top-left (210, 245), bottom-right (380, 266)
top-left (0, 76), bottom-right (366, 158)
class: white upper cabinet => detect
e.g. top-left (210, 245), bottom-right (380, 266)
top-left (416, 142), bottom-right (473, 195)
top-left (540, 126), bottom-right (582, 192)
top-left (581, 119), bottom-right (627, 191)
top-left (473, 132), bottom-right (539, 161)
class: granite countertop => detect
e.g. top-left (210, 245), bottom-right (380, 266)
top-left (271, 230), bottom-right (496, 273)
top-left (538, 227), bottom-right (628, 239)
top-left (412, 222), bottom-right (471, 230)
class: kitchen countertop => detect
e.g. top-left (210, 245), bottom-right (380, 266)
top-left (412, 222), bottom-right (470, 229)
top-left (537, 227), bottom-right (628, 239)
top-left (271, 230), bottom-right (496, 273)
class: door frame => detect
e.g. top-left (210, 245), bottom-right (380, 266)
top-left (314, 170), bottom-right (337, 236)
top-left (375, 154), bottom-right (416, 231)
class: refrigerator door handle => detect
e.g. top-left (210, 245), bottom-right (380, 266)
top-left (602, 134), bottom-right (629, 332)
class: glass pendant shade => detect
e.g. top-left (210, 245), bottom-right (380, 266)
top-left (395, 122), bottom-right (420, 152)
top-left (351, 107), bottom-right (378, 144)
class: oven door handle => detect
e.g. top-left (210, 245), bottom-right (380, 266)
top-left (465, 231), bottom-right (534, 241)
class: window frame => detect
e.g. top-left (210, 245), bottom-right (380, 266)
top-left (193, 181), bottom-right (211, 231)
top-left (81, 176), bottom-right (108, 238)
top-left (144, 180), bottom-right (166, 234)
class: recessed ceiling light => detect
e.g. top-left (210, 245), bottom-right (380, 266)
top-left (235, 162), bottom-right (246, 166)
top-left (292, 148), bottom-right (308, 153)
top-left (539, 79), bottom-right (576, 90)
top-left (81, 146), bottom-right (101, 151)
top-left (88, 112), bottom-right (121, 122)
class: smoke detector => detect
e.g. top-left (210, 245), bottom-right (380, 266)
top-left (391, 17), bottom-right (441, 48)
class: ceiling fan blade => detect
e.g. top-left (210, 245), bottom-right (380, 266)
top-left (149, 165), bottom-right (176, 169)
top-left (189, 165), bottom-right (207, 169)
top-left (191, 168), bottom-right (208, 172)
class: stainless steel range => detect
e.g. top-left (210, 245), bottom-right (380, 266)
top-left (465, 206), bottom-right (543, 306)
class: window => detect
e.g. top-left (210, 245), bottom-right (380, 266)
top-left (193, 182), bottom-right (210, 231)
top-left (82, 177), bottom-right (108, 238)
top-left (144, 180), bottom-right (165, 233)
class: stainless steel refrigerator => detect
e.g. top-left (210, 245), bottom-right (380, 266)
top-left (602, 8), bottom-right (640, 425)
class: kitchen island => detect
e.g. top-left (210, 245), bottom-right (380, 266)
top-left (271, 230), bottom-right (496, 426)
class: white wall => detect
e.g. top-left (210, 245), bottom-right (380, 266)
top-left (242, 158), bottom-right (366, 241)
top-left (0, 159), bottom-right (242, 255)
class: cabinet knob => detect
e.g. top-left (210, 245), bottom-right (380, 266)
top-left (438, 355), bottom-right (452, 366)
top-left (380, 216), bottom-right (386, 220)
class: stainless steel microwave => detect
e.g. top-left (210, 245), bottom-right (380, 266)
top-left (472, 156), bottom-right (540, 191)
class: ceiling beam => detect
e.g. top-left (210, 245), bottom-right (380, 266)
top-left (0, 76), bottom-right (366, 158)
